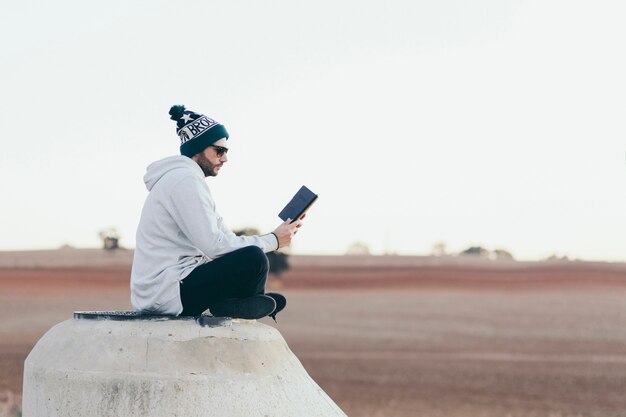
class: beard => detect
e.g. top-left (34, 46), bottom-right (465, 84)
top-left (195, 152), bottom-right (221, 177)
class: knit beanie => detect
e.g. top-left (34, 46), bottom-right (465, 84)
top-left (169, 105), bottom-right (229, 157)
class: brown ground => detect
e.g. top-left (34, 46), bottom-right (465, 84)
top-left (2, 255), bottom-right (626, 416)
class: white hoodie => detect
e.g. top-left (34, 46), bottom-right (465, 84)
top-left (130, 155), bottom-right (278, 315)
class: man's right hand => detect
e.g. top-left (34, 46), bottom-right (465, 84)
top-left (272, 218), bottom-right (303, 248)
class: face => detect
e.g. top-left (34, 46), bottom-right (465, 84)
top-left (193, 138), bottom-right (228, 177)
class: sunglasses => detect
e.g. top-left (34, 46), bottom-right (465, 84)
top-left (210, 144), bottom-right (229, 157)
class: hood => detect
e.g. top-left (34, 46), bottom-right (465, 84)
top-left (143, 155), bottom-right (202, 191)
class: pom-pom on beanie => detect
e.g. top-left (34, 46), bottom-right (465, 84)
top-left (169, 105), bottom-right (229, 157)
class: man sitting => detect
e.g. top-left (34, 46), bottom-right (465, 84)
top-left (130, 105), bottom-right (301, 320)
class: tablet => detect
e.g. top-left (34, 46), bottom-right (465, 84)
top-left (278, 185), bottom-right (318, 222)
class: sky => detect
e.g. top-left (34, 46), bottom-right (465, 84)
top-left (1, 0), bottom-right (624, 261)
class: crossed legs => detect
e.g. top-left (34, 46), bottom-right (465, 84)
top-left (179, 246), bottom-right (269, 316)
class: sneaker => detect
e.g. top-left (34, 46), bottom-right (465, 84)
top-left (209, 294), bottom-right (276, 320)
top-left (266, 292), bottom-right (287, 322)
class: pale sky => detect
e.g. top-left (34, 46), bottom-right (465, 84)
top-left (1, 0), bottom-right (624, 261)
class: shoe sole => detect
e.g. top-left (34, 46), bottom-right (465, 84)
top-left (209, 295), bottom-right (276, 320)
top-left (266, 292), bottom-right (287, 315)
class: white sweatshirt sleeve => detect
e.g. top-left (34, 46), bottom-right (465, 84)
top-left (166, 174), bottom-right (278, 259)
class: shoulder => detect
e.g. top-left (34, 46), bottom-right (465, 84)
top-left (156, 157), bottom-right (204, 187)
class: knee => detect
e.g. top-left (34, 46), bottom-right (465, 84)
top-left (240, 245), bottom-right (269, 274)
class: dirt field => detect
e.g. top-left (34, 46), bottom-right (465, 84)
top-left (2, 253), bottom-right (626, 417)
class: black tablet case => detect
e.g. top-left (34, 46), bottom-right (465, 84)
top-left (278, 185), bottom-right (318, 222)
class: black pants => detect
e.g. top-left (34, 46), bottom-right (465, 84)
top-left (179, 245), bottom-right (269, 316)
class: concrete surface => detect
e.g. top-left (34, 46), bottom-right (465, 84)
top-left (22, 316), bottom-right (346, 417)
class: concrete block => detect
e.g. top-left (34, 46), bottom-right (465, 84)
top-left (23, 313), bottom-right (347, 417)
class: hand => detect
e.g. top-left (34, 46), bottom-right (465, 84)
top-left (273, 218), bottom-right (303, 248)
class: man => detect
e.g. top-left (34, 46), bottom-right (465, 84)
top-left (130, 104), bottom-right (301, 320)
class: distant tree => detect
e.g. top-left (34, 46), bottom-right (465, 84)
top-left (493, 248), bottom-right (514, 260)
top-left (546, 253), bottom-right (569, 261)
top-left (431, 241), bottom-right (447, 257)
top-left (98, 227), bottom-right (121, 250)
top-left (233, 227), bottom-right (260, 238)
top-left (233, 227), bottom-right (290, 277)
top-left (346, 242), bottom-right (370, 255)
top-left (266, 252), bottom-right (290, 276)
top-left (233, 227), bottom-right (261, 237)
top-left (460, 246), bottom-right (489, 257)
